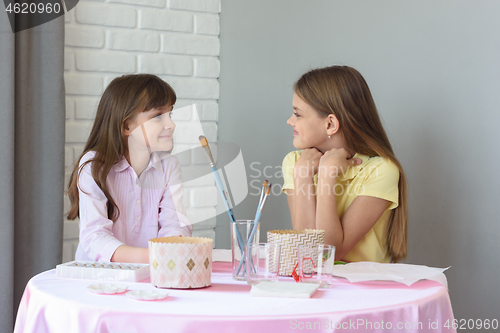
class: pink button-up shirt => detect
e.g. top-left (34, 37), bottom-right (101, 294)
top-left (75, 151), bottom-right (192, 262)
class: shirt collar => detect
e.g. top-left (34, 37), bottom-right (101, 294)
top-left (149, 152), bottom-right (165, 173)
top-left (113, 152), bottom-right (164, 174)
top-left (113, 157), bottom-right (129, 172)
top-left (337, 153), bottom-right (371, 181)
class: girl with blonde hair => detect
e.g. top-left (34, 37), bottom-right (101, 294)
top-left (283, 66), bottom-right (407, 263)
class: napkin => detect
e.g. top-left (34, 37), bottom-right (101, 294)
top-left (332, 262), bottom-right (450, 288)
top-left (212, 249), bottom-right (232, 262)
top-left (250, 281), bottom-right (320, 298)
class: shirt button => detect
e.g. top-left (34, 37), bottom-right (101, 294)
top-left (136, 200), bottom-right (141, 204)
top-left (136, 216), bottom-right (140, 220)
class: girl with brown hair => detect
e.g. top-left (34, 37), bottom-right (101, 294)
top-left (67, 74), bottom-right (192, 263)
top-left (282, 66), bottom-right (407, 263)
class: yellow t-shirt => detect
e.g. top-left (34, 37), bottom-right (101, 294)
top-left (282, 150), bottom-right (399, 263)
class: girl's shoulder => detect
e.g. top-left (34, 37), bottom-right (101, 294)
top-left (361, 154), bottom-right (400, 178)
top-left (79, 150), bottom-right (97, 167)
top-left (282, 150), bottom-right (303, 167)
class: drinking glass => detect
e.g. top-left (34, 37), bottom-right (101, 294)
top-left (297, 244), bottom-right (335, 288)
top-left (245, 243), bottom-right (281, 285)
top-left (231, 220), bottom-right (260, 280)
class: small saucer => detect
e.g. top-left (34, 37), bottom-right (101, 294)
top-left (126, 290), bottom-right (170, 301)
top-left (88, 283), bottom-right (128, 295)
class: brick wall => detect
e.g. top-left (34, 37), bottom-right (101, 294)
top-left (63, 0), bottom-right (220, 262)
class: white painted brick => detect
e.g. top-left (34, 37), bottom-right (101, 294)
top-left (74, 146), bottom-right (86, 160)
top-left (63, 195), bottom-right (71, 214)
top-left (183, 190), bottom-right (190, 208)
top-left (64, 10), bottom-right (72, 23)
top-left (182, 167), bottom-right (214, 186)
top-left (65, 74), bottom-right (104, 95)
top-left (186, 207), bottom-right (216, 224)
top-left (104, 75), bottom-right (121, 89)
top-left (109, 0), bottom-right (166, 8)
top-left (108, 30), bottom-right (160, 52)
top-left (64, 220), bottom-right (80, 239)
top-left (162, 34), bottom-right (219, 56)
top-left (64, 0), bottom-right (221, 245)
top-left (76, 3), bottom-right (136, 28)
top-left (191, 187), bottom-right (218, 207)
top-left (194, 58), bottom-right (219, 78)
top-left (166, 78), bottom-right (219, 99)
top-left (76, 51), bottom-right (136, 73)
top-left (75, 98), bottom-right (99, 120)
top-left (65, 147), bottom-right (73, 167)
top-left (171, 143), bottom-right (191, 154)
top-left (195, 14), bottom-right (219, 35)
top-left (191, 216), bottom-right (216, 229)
top-left (64, 171), bottom-right (71, 191)
top-left (194, 103), bottom-right (218, 121)
top-left (191, 229), bottom-right (215, 244)
top-left (169, 0), bottom-right (220, 13)
top-left (191, 142), bottom-right (216, 165)
top-left (139, 10), bottom-right (192, 32)
top-left (138, 55), bottom-right (192, 76)
top-left (66, 122), bottom-right (93, 143)
top-left (65, 25), bottom-right (104, 48)
top-left (171, 144), bottom-right (191, 165)
top-left (178, 153), bottom-right (191, 166)
top-left (62, 240), bottom-right (78, 263)
top-left (174, 100), bottom-right (195, 109)
top-left (65, 50), bottom-right (74, 71)
top-left (193, 140), bottom-right (217, 162)
top-left (171, 104), bottom-right (193, 120)
top-left (64, 173), bottom-right (70, 191)
top-left (201, 122), bottom-right (217, 142)
top-left (191, 148), bottom-right (209, 165)
top-left (66, 99), bottom-right (75, 120)
top-left (173, 121), bottom-right (216, 143)
top-left (171, 111), bottom-right (192, 122)
top-left (173, 122), bottom-right (205, 144)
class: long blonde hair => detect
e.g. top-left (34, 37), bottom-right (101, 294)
top-left (67, 74), bottom-right (176, 222)
top-left (295, 66), bottom-right (408, 262)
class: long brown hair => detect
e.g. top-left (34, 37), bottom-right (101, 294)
top-left (67, 74), bottom-right (176, 222)
top-left (294, 66), bottom-right (408, 262)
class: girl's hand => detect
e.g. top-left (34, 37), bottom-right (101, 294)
top-left (318, 148), bottom-right (361, 179)
top-left (294, 148), bottom-right (323, 178)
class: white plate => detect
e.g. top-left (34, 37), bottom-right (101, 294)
top-left (126, 290), bottom-right (170, 301)
top-left (88, 283), bottom-right (128, 295)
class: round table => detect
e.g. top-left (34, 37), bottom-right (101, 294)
top-left (14, 262), bottom-right (456, 333)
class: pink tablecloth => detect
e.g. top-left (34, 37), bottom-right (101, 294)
top-left (14, 262), bottom-right (456, 333)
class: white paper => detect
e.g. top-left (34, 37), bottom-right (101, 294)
top-left (332, 262), bottom-right (450, 288)
top-left (250, 281), bottom-right (320, 298)
top-left (212, 249), bottom-right (232, 262)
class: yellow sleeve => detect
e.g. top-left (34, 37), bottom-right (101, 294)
top-left (358, 158), bottom-right (400, 210)
top-left (281, 151), bottom-right (300, 192)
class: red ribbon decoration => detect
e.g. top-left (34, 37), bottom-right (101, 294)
top-left (292, 258), bottom-right (317, 283)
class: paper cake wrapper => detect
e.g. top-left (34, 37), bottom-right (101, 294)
top-left (267, 229), bottom-right (325, 276)
top-left (149, 237), bottom-right (213, 289)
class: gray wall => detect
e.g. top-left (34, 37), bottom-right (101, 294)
top-left (217, 0), bottom-right (500, 327)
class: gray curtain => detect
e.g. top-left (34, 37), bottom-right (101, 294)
top-left (0, 11), bottom-right (65, 333)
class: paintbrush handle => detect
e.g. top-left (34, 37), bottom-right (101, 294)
top-left (235, 209), bottom-right (261, 275)
top-left (247, 211), bottom-right (261, 245)
top-left (211, 167), bottom-right (235, 221)
top-left (211, 166), bottom-right (245, 274)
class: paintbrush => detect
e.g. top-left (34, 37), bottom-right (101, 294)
top-left (199, 135), bottom-right (245, 259)
top-left (198, 135), bottom-right (236, 221)
top-left (236, 182), bottom-right (271, 275)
